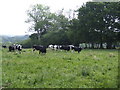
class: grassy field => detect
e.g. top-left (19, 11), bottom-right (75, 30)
top-left (2, 48), bottom-right (118, 88)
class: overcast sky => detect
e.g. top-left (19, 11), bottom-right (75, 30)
top-left (0, 0), bottom-right (92, 36)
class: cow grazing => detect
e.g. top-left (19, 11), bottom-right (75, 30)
top-left (33, 45), bottom-right (46, 54)
top-left (72, 46), bottom-right (82, 53)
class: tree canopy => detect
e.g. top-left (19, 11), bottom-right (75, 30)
top-left (24, 2), bottom-right (120, 49)
top-left (77, 2), bottom-right (120, 48)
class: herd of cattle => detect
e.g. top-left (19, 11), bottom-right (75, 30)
top-left (2, 44), bottom-right (82, 54)
top-left (2, 44), bottom-right (22, 53)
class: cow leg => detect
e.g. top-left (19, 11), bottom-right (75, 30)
top-left (33, 48), bottom-right (35, 52)
top-left (78, 50), bottom-right (80, 53)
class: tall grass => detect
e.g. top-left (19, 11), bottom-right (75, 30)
top-left (2, 48), bottom-right (118, 88)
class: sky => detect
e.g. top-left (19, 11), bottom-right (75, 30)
top-left (0, 0), bottom-right (92, 36)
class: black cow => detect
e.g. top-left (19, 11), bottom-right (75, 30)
top-left (33, 45), bottom-right (46, 54)
top-left (9, 45), bottom-right (16, 52)
top-left (2, 45), bottom-right (7, 48)
top-left (60, 45), bottom-right (70, 51)
top-left (72, 46), bottom-right (82, 53)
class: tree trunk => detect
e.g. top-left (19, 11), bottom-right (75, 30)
top-left (37, 30), bottom-right (41, 41)
top-left (85, 43), bottom-right (87, 49)
top-left (100, 30), bottom-right (104, 49)
top-left (91, 43), bottom-right (94, 49)
top-left (100, 43), bottom-right (103, 49)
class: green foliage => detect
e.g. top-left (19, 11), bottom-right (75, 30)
top-left (25, 3), bottom-right (120, 49)
top-left (26, 4), bottom-right (70, 45)
top-left (76, 2), bottom-right (120, 48)
top-left (21, 39), bottom-right (33, 48)
top-left (26, 4), bottom-right (52, 41)
top-left (26, 4), bottom-right (69, 41)
top-left (40, 30), bottom-right (70, 46)
top-left (2, 49), bottom-right (118, 88)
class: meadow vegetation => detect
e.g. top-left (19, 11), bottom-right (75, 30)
top-left (2, 48), bottom-right (118, 88)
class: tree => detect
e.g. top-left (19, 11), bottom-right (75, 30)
top-left (39, 30), bottom-right (70, 46)
top-left (26, 5), bottom-right (70, 44)
top-left (26, 4), bottom-right (52, 41)
top-left (48, 13), bottom-right (69, 31)
top-left (103, 2), bottom-right (120, 48)
top-left (77, 2), bottom-right (120, 49)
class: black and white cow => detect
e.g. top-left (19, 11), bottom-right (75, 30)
top-left (53, 45), bottom-right (61, 50)
top-left (48, 45), bottom-right (61, 50)
top-left (16, 44), bottom-right (22, 51)
top-left (68, 45), bottom-right (75, 50)
top-left (9, 44), bottom-right (22, 52)
top-left (72, 46), bottom-right (82, 53)
top-left (33, 45), bottom-right (46, 54)
top-left (48, 45), bottom-right (54, 50)
top-left (48, 44), bottom-right (82, 53)
top-left (60, 45), bottom-right (71, 51)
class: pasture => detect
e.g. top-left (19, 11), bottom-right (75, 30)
top-left (2, 48), bottom-right (118, 88)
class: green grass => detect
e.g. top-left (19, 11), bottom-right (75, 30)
top-left (2, 48), bottom-right (118, 88)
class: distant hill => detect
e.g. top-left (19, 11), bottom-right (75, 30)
top-left (0, 35), bottom-right (29, 44)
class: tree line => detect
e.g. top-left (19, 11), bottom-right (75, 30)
top-left (22, 2), bottom-right (120, 49)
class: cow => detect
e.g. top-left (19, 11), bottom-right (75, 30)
top-left (53, 45), bottom-right (61, 50)
top-left (9, 45), bottom-right (16, 52)
top-left (72, 46), bottom-right (82, 53)
top-left (2, 45), bottom-right (7, 48)
top-left (48, 45), bottom-right (54, 50)
top-left (9, 44), bottom-right (22, 53)
top-left (33, 45), bottom-right (46, 54)
top-left (16, 44), bottom-right (22, 51)
top-left (48, 45), bottom-right (61, 51)
top-left (68, 45), bottom-right (74, 50)
top-left (60, 45), bottom-right (71, 51)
